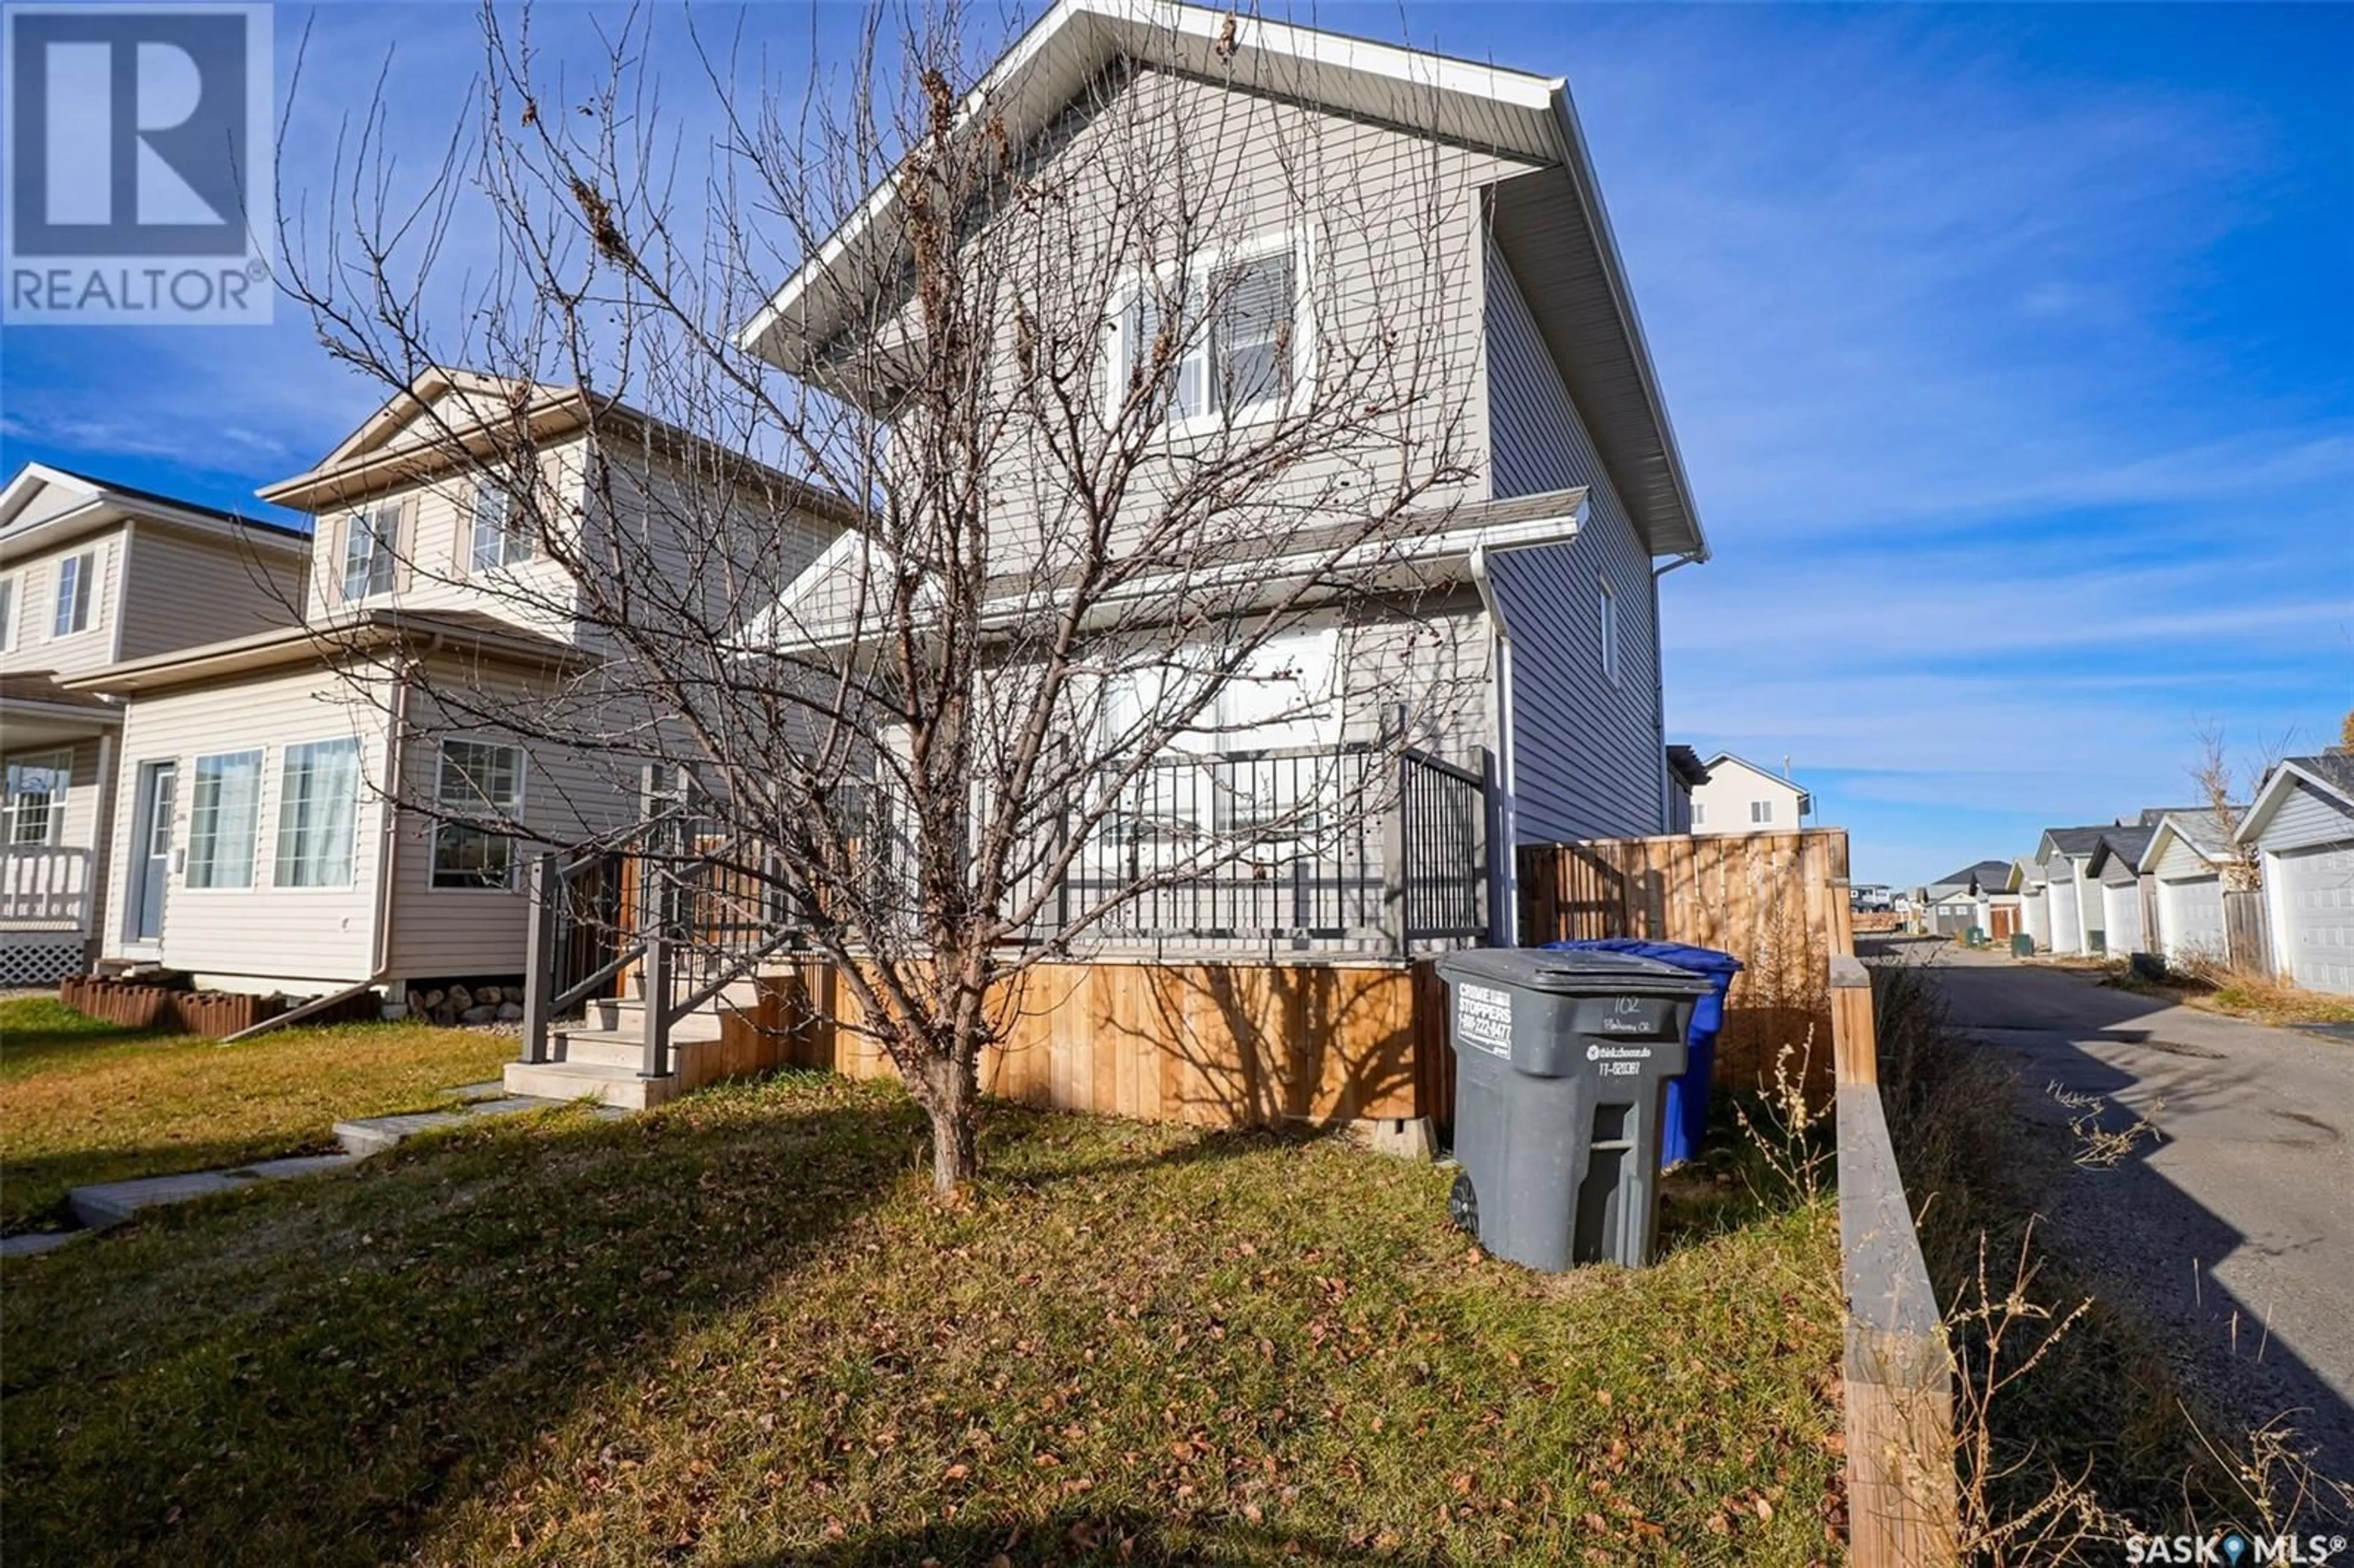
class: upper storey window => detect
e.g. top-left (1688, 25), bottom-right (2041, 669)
top-left (1107, 235), bottom-right (1306, 432)
top-left (340, 504), bottom-right (398, 601)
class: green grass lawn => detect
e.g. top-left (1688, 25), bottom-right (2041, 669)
top-left (0, 997), bottom-right (516, 1230)
top-left (0, 1073), bottom-right (1844, 1566)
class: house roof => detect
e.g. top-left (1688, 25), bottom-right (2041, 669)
top-left (741, 484), bottom-right (1590, 655)
top-left (2006, 856), bottom-right (2044, 892)
top-left (0, 462), bottom-right (311, 565)
top-left (1929, 859), bottom-right (2010, 895)
top-left (1697, 753), bottom-right (1811, 810)
top-left (2235, 751), bottom-right (2354, 845)
top-left (58, 607), bottom-right (587, 698)
top-left (734, 0), bottom-right (1707, 561)
top-left (2036, 826), bottom-right (2108, 862)
top-left (2138, 812), bottom-right (2233, 876)
top-left (258, 368), bottom-right (861, 528)
top-left (2087, 824), bottom-right (2155, 883)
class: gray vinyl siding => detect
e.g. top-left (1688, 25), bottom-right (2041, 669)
top-left (1, 533), bottom-right (121, 676)
top-left (115, 525), bottom-right (305, 660)
top-left (2252, 779), bottom-right (2354, 853)
top-left (1479, 235), bottom-right (1664, 843)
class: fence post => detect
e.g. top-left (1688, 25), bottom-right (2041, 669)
top-left (521, 850), bottom-right (558, 1065)
top-left (640, 864), bottom-right (672, 1081)
top-left (1382, 752), bottom-right (1411, 957)
top-left (1830, 954), bottom-right (1876, 1086)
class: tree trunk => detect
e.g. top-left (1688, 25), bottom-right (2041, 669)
top-left (918, 1052), bottom-right (980, 1194)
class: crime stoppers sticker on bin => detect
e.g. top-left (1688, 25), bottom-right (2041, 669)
top-left (1455, 984), bottom-right (1513, 1057)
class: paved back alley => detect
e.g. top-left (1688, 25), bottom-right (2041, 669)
top-left (1881, 940), bottom-right (2354, 1484)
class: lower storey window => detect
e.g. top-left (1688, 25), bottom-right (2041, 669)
top-left (275, 737), bottom-right (362, 888)
top-left (432, 740), bottom-right (525, 889)
top-left (188, 751), bottom-right (263, 888)
top-left (4, 751), bottom-right (70, 845)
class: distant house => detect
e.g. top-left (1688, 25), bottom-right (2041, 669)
top-left (1, 465), bottom-right (309, 984)
top-left (2034, 826), bottom-right (2109, 954)
top-left (2236, 752), bottom-right (2354, 995)
top-left (1924, 859), bottom-right (2009, 937)
top-left (1688, 753), bottom-right (1810, 835)
top-left (2139, 812), bottom-right (2233, 967)
top-left (2085, 824), bottom-right (2157, 959)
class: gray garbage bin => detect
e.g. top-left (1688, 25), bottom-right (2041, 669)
top-left (1436, 948), bottom-right (1709, 1271)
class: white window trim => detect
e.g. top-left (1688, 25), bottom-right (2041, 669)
top-left (52, 549), bottom-right (96, 637)
top-left (429, 739), bottom-right (530, 891)
top-left (271, 734), bottom-right (364, 891)
top-left (185, 748), bottom-right (265, 891)
top-left (1597, 573), bottom-right (1621, 687)
top-left (468, 479), bottom-right (533, 573)
top-left (1103, 227), bottom-right (1317, 440)
top-left (4, 748), bottom-right (72, 847)
top-left (0, 573), bottom-right (18, 651)
top-left (1751, 799), bottom-right (1774, 825)
top-left (341, 503), bottom-right (399, 603)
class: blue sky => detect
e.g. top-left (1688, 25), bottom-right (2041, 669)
top-left (2, 3), bottom-right (2347, 888)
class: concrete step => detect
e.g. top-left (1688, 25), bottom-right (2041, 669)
top-left (586, 999), bottom-right (729, 1042)
top-left (334, 1096), bottom-right (557, 1157)
top-left (554, 1027), bottom-right (663, 1070)
top-left (501, 1058), bottom-right (673, 1111)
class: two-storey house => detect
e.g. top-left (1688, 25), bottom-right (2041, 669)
top-left (736, 0), bottom-right (1712, 945)
top-left (0, 465), bottom-right (308, 984)
top-left (63, 370), bottom-right (850, 1002)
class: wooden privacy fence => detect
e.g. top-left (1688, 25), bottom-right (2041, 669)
top-left (753, 957), bottom-right (1450, 1130)
top-left (1517, 829), bottom-right (1854, 1095)
top-left (1832, 961), bottom-right (1959, 1564)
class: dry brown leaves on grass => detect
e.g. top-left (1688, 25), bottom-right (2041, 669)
top-left (2, 1073), bottom-right (1846, 1567)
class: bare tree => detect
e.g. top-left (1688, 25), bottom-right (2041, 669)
top-left (2188, 725), bottom-right (2276, 893)
top-left (278, 1), bottom-right (1500, 1190)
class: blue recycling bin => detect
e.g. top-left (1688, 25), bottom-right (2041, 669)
top-left (1541, 938), bottom-right (1744, 1169)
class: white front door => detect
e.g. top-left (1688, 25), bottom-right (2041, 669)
top-left (2269, 842), bottom-right (2354, 995)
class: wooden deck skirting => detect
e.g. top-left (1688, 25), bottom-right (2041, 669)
top-left (742, 957), bottom-right (1449, 1130)
top-left (1830, 956), bottom-right (1959, 1564)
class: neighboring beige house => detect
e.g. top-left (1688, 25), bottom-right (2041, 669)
top-left (63, 371), bottom-right (851, 1000)
top-left (1, 465), bottom-right (308, 984)
top-left (1687, 752), bottom-right (1811, 835)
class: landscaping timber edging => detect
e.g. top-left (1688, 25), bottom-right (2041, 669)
top-left (56, 975), bottom-right (379, 1041)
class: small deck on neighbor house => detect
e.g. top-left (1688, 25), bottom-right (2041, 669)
top-left (1, 846), bottom-right (96, 986)
top-left (508, 742), bottom-right (1498, 1116)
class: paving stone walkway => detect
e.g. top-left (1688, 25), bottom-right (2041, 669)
top-left (2, 1083), bottom-right (618, 1259)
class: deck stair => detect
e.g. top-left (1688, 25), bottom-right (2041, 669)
top-left (503, 976), bottom-right (766, 1111)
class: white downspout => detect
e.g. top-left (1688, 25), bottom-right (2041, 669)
top-left (1651, 552), bottom-right (1702, 832)
top-left (1468, 546), bottom-right (1520, 946)
top-left (369, 634), bottom-right (441, 998)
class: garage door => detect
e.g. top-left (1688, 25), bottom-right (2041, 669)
top-left (2101, 882), bottom-right (2144, 956)
top-left (2157, 875), bottom-right (2225, 966)
top-left (2047, 874), bottom-right (2080, 954)
top-left (2023, 889), bottom-right (2049, 949)
top-left (2271, 842), bottom-right (2354, 995)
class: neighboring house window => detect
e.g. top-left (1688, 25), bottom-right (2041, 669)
top-left (4, 752), bottom-right (70, 845)
top-left (1598, 575), bottom-right (1620, 685)
top-left (273, 737), bottom-right (362, 888)
top-left (186, 750), bottom-right (264, 888)
top-left (469, 481), bottom-right (532, 571)
top-left (52, 550), bottom-right (94, 636)
top-left (432, 740), bottom-right (525, 889)
top-left (0, 574), bottom-right (16, 650)
top-left (1751, 799), bottom-right (1773, 824)
top-left (341, 504), bottom-right (399, 600)
top-left (1113, 239), bottom-right (1301, 427)
top-left (1691, 802), bottom-right (1707, 826)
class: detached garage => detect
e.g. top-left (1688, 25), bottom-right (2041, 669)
top-left (2089, 826), bottom-right (2155, 959)
top-left (2014, 858), bottom-right (2051, 951)
top-left (2238, 753), bottom-right (2354, 997)
top-left (2141, 813), bottom-right (2231, 968)
top-left (2035, 828), bottom-right (2106, 954)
